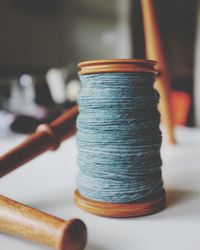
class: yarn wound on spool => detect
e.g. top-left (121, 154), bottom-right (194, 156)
top-left (75, 59), bottom-right (165, 217)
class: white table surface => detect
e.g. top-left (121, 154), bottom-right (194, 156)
top-left (0, 126), bottom-right (200, 250)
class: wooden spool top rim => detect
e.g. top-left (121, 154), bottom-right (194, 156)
top-left (78, 59), bottom-right (157, 75)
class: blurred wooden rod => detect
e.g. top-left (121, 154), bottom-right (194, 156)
top-left (0, 105), bottom-right (79, 178)
top-left (0, 194), bottom-right (87, 250)
top-left (141, 0), bottom-right (176, 144)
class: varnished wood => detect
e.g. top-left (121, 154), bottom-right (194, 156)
top-left (141, 0), bottom-right (175, 144)
top-left (78, 59), bottom-right (156, 75)
top-left (74, 190), bottom-right (165, 218)
top-left (0, 105), bottom-right (79, 178)
top-left (78, 59), bottom-right (156, 66)
top-left (0, 195), bottom-right (87, 250)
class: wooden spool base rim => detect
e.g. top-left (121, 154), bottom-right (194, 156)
top-left (78, 59), bottom-right (157, 75)
top-left (74, 190), bottom-right (166, 218)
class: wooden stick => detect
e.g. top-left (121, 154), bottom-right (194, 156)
top-left (0, 105), bottom-right (79, 178)
top-left (140, 0), bottom-right (176, 144)
top-left (0, 195), bottom-right (87, 250)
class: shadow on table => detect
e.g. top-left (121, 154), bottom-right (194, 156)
top-left (86, 242), bottom-right (108, 250)
top-left (166, 189), bottom-right (199, 206)
top-left (25, 188), bottom-right (200, 221)
top-left (153, 188), bottom-right (200, 219)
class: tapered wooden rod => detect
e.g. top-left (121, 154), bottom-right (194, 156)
top-left (0, 195), bottom-right (87, 250)
top-left (0, 105), bottom-right (79, 178)
top-left (140, 0), bottom-right (175, 144)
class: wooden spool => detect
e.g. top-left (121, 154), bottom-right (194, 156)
top-left (74, 59), bottom-right (166, 218)
top-left (0, 195), bottom-right (87, 250)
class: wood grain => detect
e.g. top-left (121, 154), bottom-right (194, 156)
top-left (78, 59), bottom-right (156, 75)
top-left (74, 190), bottom-right (165, 218)
top-left (0, 195), bottom-right (87, 250)
top-left (141, 0), bottom-right (175, 144)
top-left (0, 105), bottom-right (79, 178)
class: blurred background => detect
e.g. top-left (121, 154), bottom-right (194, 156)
top-left (0, 0), bottom-right (199, 137)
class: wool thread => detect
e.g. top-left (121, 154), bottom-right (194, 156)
top-left (76, 72), bottom-right (163, 203)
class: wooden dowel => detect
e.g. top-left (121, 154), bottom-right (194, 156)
top-left (0, 195), bottom-right (87, 250)
top-left (0, 105), bottom-right (79, 178)
top-left (140, 0), bottom-right (175, 144)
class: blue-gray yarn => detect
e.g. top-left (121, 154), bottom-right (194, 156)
top-left (76, 72), bottom-right (163, 203)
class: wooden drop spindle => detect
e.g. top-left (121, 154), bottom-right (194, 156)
top-left (140, 0), bottom-right (175, 144)
top-left (0, 195), bottom-right (87, 250)
top-left (0, 105), bottom-right (79, 178)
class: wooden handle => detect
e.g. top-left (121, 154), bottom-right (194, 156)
top-left (0, 195), bottom-right (87, 250)
top-left (141, 0), bottom-right (175, 144)
top-left (0, 105), bottom-right (79, 178)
